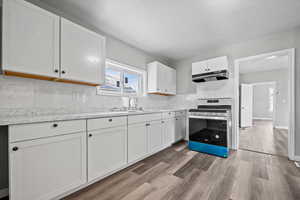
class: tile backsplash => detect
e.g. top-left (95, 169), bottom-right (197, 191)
top-left (0, 75), bottom-right (190, 117)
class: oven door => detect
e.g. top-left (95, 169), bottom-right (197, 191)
top-left (189, 115), bottom-right (228, 148)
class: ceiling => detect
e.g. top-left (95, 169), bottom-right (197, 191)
top-left (39, 0), bottom-right (300, 61)
top-left (239, 55), bottom-right (288, 74)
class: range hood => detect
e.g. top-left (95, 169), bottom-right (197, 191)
top-left (192, 56), bottom-right (229, 83)
top-left (192, 70), bottom-right (229, 83)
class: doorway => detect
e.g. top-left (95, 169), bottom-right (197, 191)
top-left (233, 49), bottom-right (295, 160)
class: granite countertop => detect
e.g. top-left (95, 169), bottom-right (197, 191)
top-left (0, 108), bottom-right (187, 126)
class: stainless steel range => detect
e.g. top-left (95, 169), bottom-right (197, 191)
top-left (188, 98), bottom-right (232, 157)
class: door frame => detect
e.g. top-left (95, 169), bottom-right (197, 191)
top-left (233, 48), bottom-right (295, 160)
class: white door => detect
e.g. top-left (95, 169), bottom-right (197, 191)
top-left (9, 132), bottom-right (86, 200)
top-left (175, 117), bottom-right (186, 141)
top-left (2, 0), bottom-right (60, 77)
top-left (61, 18), bottom-right (105, 84)
top-left (240, 84), bottom-right (253, 128)
top-left (163, 118), bottom-right (176, 146)
top-left (128, 123), bottom-right (148, 163)
top-left (88, 127), bottom-right (127, 182)
top-left (148, 120), bottom-right (163, 153)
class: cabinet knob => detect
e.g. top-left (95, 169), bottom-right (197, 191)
top-left (53, 123), bottom-right (58, 128)
top-left (146, 123), bottom-right (150, 126)
top-left (161, 121), bottom-right (165, 124)
top-left (12, 147), bottom-right (19, 151)
top-left (62, 70), bottom-right (66, 74)
top-left (88, 134), bottom-right (93, 137)
top-left (54, 69), bottom-right (59, 73)
top-left (108, 119), bottom-right (112, 122)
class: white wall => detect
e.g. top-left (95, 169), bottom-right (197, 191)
top-left (240, 69), bottom-right (289, 127)
top-left (174, 28), bottom-right (300, 156)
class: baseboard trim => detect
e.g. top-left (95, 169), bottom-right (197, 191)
top-left (0, 188), bottom-right (8, 198)
top-left (275, 126), bottom-right (288, 130)
top-left (294, 155), bottom-right (300, 162)
top-left (253, 117), bottom-right (273, 121)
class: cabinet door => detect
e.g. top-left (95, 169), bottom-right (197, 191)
top-left (175, 117), bottom-right (186, 142)
top-left (192, 60), bottom-right (207, 75)
top-left (9, 132), bottom-right (86, 200)
top-left (170, 68), bottom-right (177, 95)
top-left (206, 56), bottom-right (228, 72)
top-left (2, 0), bottom-right (60, 77)
top-left (163, 118), bottom-right (175, 146)
top-left (88, 126), bottom-right (127, 182)
top-left (157, 63), bottom-right (169, 93)
top-left (128, 123), bottom-right (148, 163)
top-left (148, 120), bottom-right (163, 153)
top-left (61, 18), bottom-right (105, 84)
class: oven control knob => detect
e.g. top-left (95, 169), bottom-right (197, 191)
top-left (215, 135), bottom-right (220, 139)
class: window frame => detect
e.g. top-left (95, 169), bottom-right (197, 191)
top-left (97, 59), bottom-right (146, 97)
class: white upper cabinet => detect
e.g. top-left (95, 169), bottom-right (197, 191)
top-left (61, 18), bottom-right (106, 85)
top-left (147, 61), bottom-right (176, 95)
top-left (192, 56), bottom-right (229, 75)
top-left (2, 0), bottom-right (60, 77)
top-left (206, 56), bottom-right (228, 72)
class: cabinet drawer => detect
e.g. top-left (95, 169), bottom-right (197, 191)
top-left (162, 112), bottom-right (175, 119)
top-left (128, 113), bottom-right (162, 125)
top-left (87, 116), bottom-right (127, 131)
top-left (176, 110), bottom-right (186, 117)
top-left (9, 120), bottom-right (86, 143)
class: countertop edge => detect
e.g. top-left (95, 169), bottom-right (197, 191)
top-left (0, 109), bottom-right (187, 126)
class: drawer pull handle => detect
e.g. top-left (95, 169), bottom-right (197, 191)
top-left (12, 147), bottom-right (19, 151)
top-left (53, 124), bottom-right (58, 128)
top-left (146, 123), bottom-right (150, 126)
top-left (161, 121), bottom-right (165, 124)
top-left (88, 134), bottom-right (93, 138)
top-left (108, 119), bottom-right (113, 122)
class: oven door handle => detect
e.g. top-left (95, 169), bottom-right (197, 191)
top-left (188, 115), bottom-right (229, 120)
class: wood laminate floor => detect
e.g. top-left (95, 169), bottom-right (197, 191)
top-left (240, 120), bottom-right (288, 157)
top-left (63, 141), bottom-right (300, 200)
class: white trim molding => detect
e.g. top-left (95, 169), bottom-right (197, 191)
top-left (275, 126), bottom-right (289, 130)
top-left (253, 117), bottom-right (273, 121)
top-left (0, 188), bottom-right (8, 199)
top-left (234, 48), bottom-right (296, 160)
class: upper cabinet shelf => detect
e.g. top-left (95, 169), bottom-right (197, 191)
top-left (2, 0), bottom-right (105, 86)
top-left (147, 61), bottom-right (176, 96)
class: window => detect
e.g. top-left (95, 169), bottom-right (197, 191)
top-left (97, 60), bottom-right (145, 96)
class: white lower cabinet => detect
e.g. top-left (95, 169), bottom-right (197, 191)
top-left (148, 120), bottom-right (163, 153)
top-left (9, 132), bottom-right (87, 200)
top-left (163, 118), bottom-right (176, 146)
top-left (88, 126), bottom-right (127, 182)
top-left (175, 117), bottom-right (186, 142)
top-left (128, 122), bottom-right (148, 163)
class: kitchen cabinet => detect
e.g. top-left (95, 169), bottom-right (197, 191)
top-left (128, 122), bottom-right (148, 163)
top-left (9, 131), bottom-right (86, 200)
top-left (163, 118), bottom-right (176, 146)
top-left (2, 0), bottom-right (106, 86)
top-left (147, 61), bottom-right (176, 95)
top-left (192, 56), bottom-right (228, 75)
top-left (61, 18), bottom-right (106, 85)
top-left (2, 0), bottom-right (60, 78)
top-left (148, 120), bottom-right (163, 153)
top-left (175, 117), bottom-right (186, 142)
top-left (87, 126), bottom-right (127, 182)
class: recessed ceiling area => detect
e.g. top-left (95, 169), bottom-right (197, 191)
top-left (239, 54), bottom-right (289, 74)
top-left (38, 0), bottom-right (300, 61)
